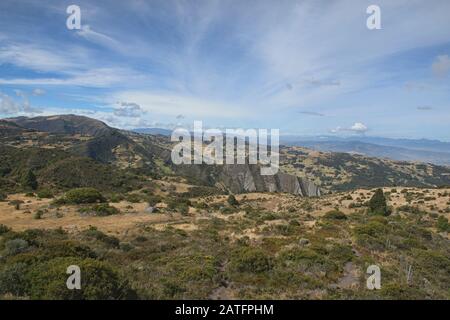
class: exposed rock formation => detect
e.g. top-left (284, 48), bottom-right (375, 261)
top-left (176, 163), bottom-right (321, 197)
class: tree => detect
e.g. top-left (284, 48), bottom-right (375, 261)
top-left (21, 169), bottom-right (38, 190)
top-left (227, 194), bottom-right (239, 206)
top-left (368, 188), bottom-right (390, 216)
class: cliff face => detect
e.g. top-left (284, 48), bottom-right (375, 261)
top-left (176, 163), bottom-right (321, 197)
top-left (220, 165), bottom-right (321, 196)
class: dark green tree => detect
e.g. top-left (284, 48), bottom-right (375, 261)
top-left (21, 169), bottom-right (38, 190)
top-left (368, 188), bottom-right (390, 216)
top-left (227, 194), bottom-right (239, 206)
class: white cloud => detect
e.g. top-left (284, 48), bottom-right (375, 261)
top-left (0, 67), bottom-right (148, 88)
top-left (0, 44), bottom-right (76, 72)
top-left (0, 91), bottom-right (41, 115)
top-left (330, 122), bottom-right (368, 134)
top-left (114, 102), bottom-right (144, 117)
top-left (432, 55), bottom-right (450, 78)
top-left (350, 122), bottom-right (368, 133)
top-left (113, 91), bottom-right (249, 119)
top-left (32, 88), bottom-right (46, 96)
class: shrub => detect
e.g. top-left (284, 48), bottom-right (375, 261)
top-left (323, 209), bottom-right (347, 220)
top-left (147, 195), bottom-right (162, 207)
top-left (227, 195), bottom-right (239, 206)
top-left (60, 188), bottom-right (106, 204)
top-left (25, 257), bottom-right (136, 299)
top-left (82, 227), bottom-right (120, 248)
top-left (0, 192), bottom-right (6, 202)
top-left (125, 193), bottom-right (142, 203)
top-left (397, 205), bottom-right (426, 215)
top-left (79, 204), bottom-right (119, 217)
top-left (34, 210), bottom-right (44, 220)
top-left (368, 188), bottom-right (390, 216)
top-left (3, 239), bottom-right (29, 256)
top-left (108, 193), bottom-right (124, 203)
top-left (354, 221), bottom-right (387, 237)
top-left (36, 189), bottom-right (54, 199)
top-left (0, 263), bottom-right (29, 296)
top-left (0, 224), bottom-right (11, 235)
top-left (230, 247), bottom-right (272, 273)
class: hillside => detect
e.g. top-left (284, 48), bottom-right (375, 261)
top-left (0, 187), bottom-right (449, 299)
top-left (0, 115), bottom-right (320, 196)
top-left (280, 146), bottom-right (450, 192)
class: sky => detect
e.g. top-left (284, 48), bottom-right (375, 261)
top-left (0, 0), bottom-right (450, 140)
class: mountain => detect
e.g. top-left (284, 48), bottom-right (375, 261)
top-left (5, 114), bottom-right (112, 136)
top-left (280, 146), bottom-right (450, 191)
top-left (0, 115), bottom-right (320, 196)
top-left (3, 115), bottom-right (450, 195)
top-left (282, 135), bottom-right (450, 165)
top-left (132, 127), bottom-right (172, 136)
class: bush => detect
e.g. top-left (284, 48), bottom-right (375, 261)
top-left (60, 188), bottom-right (106, 204)
top-left (0, 263), bottom-right (29, 296)
top-left (36, 189), bottom-right (54, 199)
top-left (79, 204), bottom-right (119, 217)
top-left (125, 193), bottom-right (142, 203)
top-left (368, 188), bottom-right (390, 216)
top-left (82, 227), bottom-right (120, 248)
top-left (108, 193), bottom-right (124, 203)
top-left (3, 239), bottom-right (29, 256)
top-left (0, 224), bottom-right (11, 235)
top-left (147, 195), bottom-right (162, 207)
top-left (230, 247), bottom-right (272, 273)
top-left (25, 257), bottom-right (136, 299)
top-left (397, 205), bottom-right (426, 215)
top-left (34, 210), bottom-right (44, 220)
top-left (0, 192), bottom-right (6, 202)
top-left (323, 209), bottom-right (347, 220)
top-left (227, 195), bottom-right (239, 206)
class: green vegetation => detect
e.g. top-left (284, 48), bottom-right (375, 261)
top-left (436, 216), bottom-right (450, 232)
top-left (227, 194), bottom-right (239, 206)
top-left (36, 189), bottom-right (54, 199)
top-left (368, 188), bottom-right (391, 216)
top-left (323, 209), bottom-right (347, 220)
top-left (1, 116), bottom-right (450, 300)
top-left (78, 204), bottom-right (120, 217)
top-left (57, 188), bottom-right (106, 205)
top-left (21, 169), bottom-right (38, 190)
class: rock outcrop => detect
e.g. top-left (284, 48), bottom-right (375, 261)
top-left (176, 163), bottom-right (321, 197)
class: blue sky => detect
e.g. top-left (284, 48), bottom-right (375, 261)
top-left (1, 0), bottom-right (450, 140)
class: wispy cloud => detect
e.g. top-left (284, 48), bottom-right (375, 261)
top-left (298, 111), bottom-right (325, 117)
top-left (432, 55), bottom-right (450, 78)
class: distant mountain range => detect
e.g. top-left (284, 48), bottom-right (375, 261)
top-left (132, 128), bottom-right (173, 136)
top-left (281, 135), bottom-right (450, 166)
top-left (131, 128), bottom-right (450, 166)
